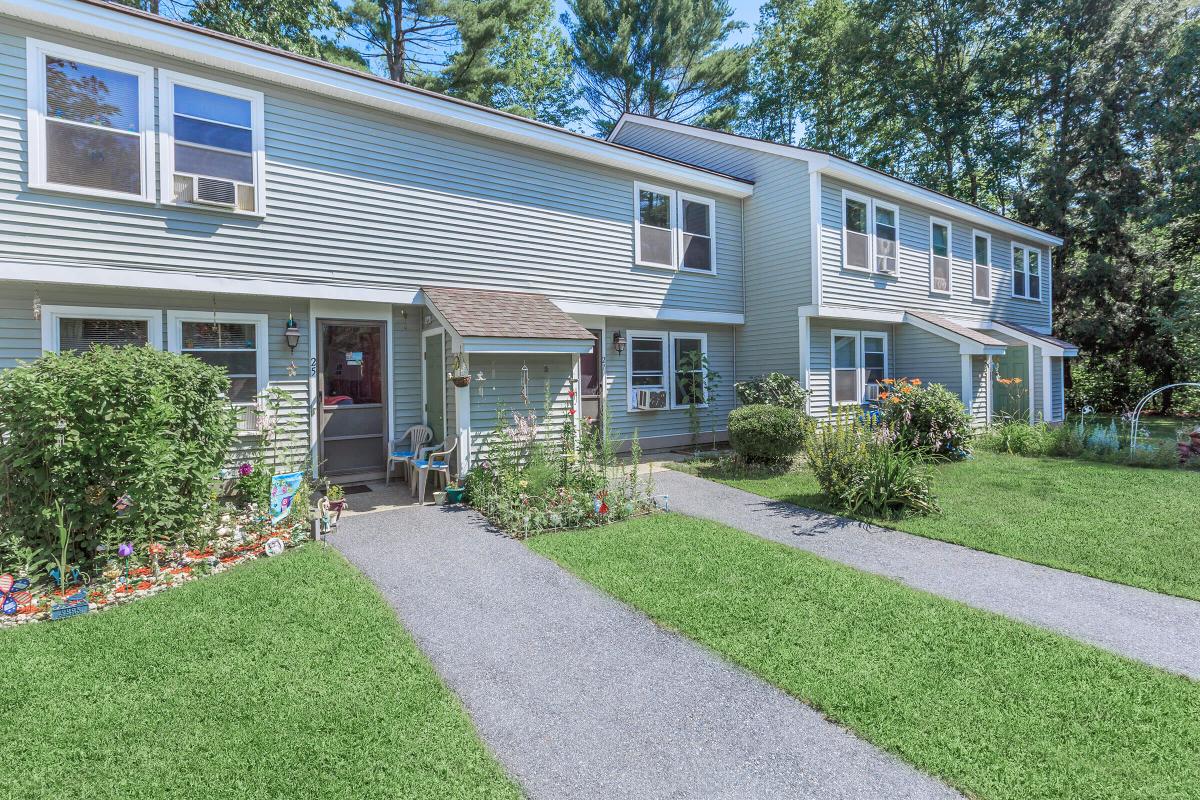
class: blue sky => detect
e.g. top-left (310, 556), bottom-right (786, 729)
top-left (551, 0), bottom-right (763, 46)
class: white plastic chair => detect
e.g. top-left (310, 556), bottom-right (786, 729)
top-left (413, 436), bottom-right (458, 503)
top-left (387, 425), bottom-right (433, 485)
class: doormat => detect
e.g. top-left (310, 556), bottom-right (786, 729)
top-left (341, 484), bottom-right (373, 495)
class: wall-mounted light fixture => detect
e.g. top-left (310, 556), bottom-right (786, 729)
top-left (283, 314), bottom-right (301, 351)
top-left (612, 330), bottom-right (626, 355)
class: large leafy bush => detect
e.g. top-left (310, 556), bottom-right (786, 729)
top-left (877, 378), bottom-right (972, 461)
top-left (803, 408), bottom-right (939, 517)
top-left (727, 404), bottom-right (810, 464)
top-left (734, 372), bottom-right (809, 410)
top-left (0, 346), bottom-right (236, 571)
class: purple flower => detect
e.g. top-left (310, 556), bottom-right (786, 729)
top-left (238, 463), bottom-right (253, 477)
top-left (117, 542), bottom-right (134, 558)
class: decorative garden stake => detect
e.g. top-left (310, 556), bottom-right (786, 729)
top-left (0, 574), bottom-right (32, 616)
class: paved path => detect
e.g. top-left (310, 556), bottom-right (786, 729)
top-left (654, 469), bottom-right (1200, 680)
top-left (335, 505), bottom-right (960, 800)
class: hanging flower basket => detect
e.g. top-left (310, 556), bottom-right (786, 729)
top-left (450, 375), bottom-right (472, 388)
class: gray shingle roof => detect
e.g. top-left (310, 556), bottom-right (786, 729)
top-left (904, 309), bottom-right (1007, 348)
top-left (421, 286), bottom-right (593, 341)
top-left (998, 321), bottom-right (1079, 353)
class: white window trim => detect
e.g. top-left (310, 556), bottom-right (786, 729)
top-left (872, 199), bottom-right (900, 278)
top-left (25, 39), bottom-right (156, 204)
top-left (668, 331), bottom-right (709, 409)
top-left (158, 70), bottom-right (267, 217)
top-left (633, 182), bottom-right (677, 269)
top-left (1010, 243), bottom-right (1044, 301)
top-left (41, 305), bottom-right (163, 353)
top-left (929, 217), bottom-right (954, 296)
top-left (626, 329), bottom-right (668, 412)
top-left (830, 329), bottom-right (889, 406)
top-left (972, 229), bottom-right (992, 301)
top-left (167, 310), bottom-right (270, 404)
top-left (676, 192), bottom-right (717, 275)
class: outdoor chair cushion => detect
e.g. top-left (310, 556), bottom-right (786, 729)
top-left (413, 460), bottom-right (448, 470)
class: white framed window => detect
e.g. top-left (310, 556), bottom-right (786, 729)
top-left (929, 218), bottom-right (953, 295)
top-left (873, 200), bottom-right (899, 276)
top-left (159, 71), bottom-right (266, 215)
top-left (831, 329), bottom-right (889, 405)
top-left (678, 193), bottom-right (716, 273)
top-left (627, 331), bottom-right (667, 410)
top-left (669, 332), bottom-right (709, 408)
top-left (167, 311), bottom-right (269, 407)
top-left (842, 190), bottom-right (871, 272)
top-left (634, 182), bottom-right (676, 268)
top-left (1011, 243), bottom-right (1042, 300)
top-left (41, 305), bottom-right (163, 353)
top-left (973, 230), bottom-right (992, 300)
top-left (25, 39), bottom-right (155, 202)
top-left (842, 190), bottom-right (899, 277)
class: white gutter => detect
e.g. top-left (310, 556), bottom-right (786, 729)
top-left (3, 0), bottom-right (753, 199)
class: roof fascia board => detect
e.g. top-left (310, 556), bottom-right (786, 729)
top-left (902, 312), bottom-right (995, 355)
top-left (797, 304), bottom-right (905, 324)
top-left (461, 337), bottom-right (595, 355)
top-left (984, 321), bottom-right (1075, 357)
top-left (613, 114), bottom-right (1061, 247)
top-left (6, 0), bottom-right (751, 199)
top-left (553, 300), bottom-right (744, 326)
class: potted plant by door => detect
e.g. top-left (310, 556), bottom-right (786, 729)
top-left (325, 484), bottom-right (347, 514)
top-left (448, 353), bottom-right (472, 388)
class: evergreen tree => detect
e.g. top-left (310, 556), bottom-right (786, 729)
top-left (486, 0), bottom-right (585, 128)
top-left (188, 0), bottom-right (364, 66)
top-left (564, 0), bottom-right (749, 133)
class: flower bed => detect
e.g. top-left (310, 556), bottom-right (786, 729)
top-left (0, 506), bottom-right (310, 627)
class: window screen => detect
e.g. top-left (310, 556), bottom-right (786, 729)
top-left (1012, 246), bottom-right (1026, 297)
top-left (44, 57), bottom-right (142, 195)
top-left (680, 199), bottom-right (713, 271)
top-left (833, 334), bottom-right (859, 404)
top-left (58, 318), bottom-right (149, 352)
top-left (931, 222), bottom-right (951, 293)
top-left (874, 205), bottom-right (897, 274)
top-left (673, 337), bottom-right (705, 405)
top-left (631, 337), bottom-right (665, 387)
top-left (638, 189), bottom-right (673, 266)
top-left (181, 321), bottom-right (259, 403)
top-left (974, 235), bottom-right (991, 299)
top-left (863, 336), bottom-right (885, 389)
top-left (844, 197), bottom-right (869, 269)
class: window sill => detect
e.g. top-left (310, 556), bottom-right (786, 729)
top-left (1009, 294), bottom-right (1043, 303)
top-left (28, 181), bottom-right (156, 206)
top-left (634, 261), bottom-right (679, 272)
top-left (678, 267), bottom-right (718, 277)
top-left (929, 290), bottom-right (953, 298)
top-left (169, 201), bottom-right (266, 220)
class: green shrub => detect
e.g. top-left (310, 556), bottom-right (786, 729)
top-left (877, 378), bottom-right (972, 460)
top-left (727, 404), bottom-right (810, 464)
top-left (0, 345), bottom-right (236, 572)
top-left (804, 408), bottom-right (938, 517)
top-left (734, 372), bottom-right (809, 410)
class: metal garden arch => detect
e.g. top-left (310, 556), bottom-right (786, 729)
top-left (1128, 383), bottom-right (1200, 450)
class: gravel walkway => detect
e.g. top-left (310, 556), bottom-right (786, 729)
top-left (655, 468), bottom-right (1200, 680)
top-left (334, 505), bottom-right (960, 800)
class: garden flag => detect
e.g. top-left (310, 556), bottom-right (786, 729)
top-left (270, 472), bottom-right (305, 524)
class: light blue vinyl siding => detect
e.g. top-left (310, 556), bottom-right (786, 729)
top-left (0, 281), bottom-right (310, 468)
top-left (819, 175), bottom-right (1052, 328)
top-left (613, 121), bottom-right (811, 379)
top-left (893, 325), bottom-right (962, 397)
top-left (468, 353), bottom-right (574, 459)
top-left (0, 20), bottom-right (742, 318)
top-left (391, 306), bottom-right (424, 449)
top-left (1052, 357), bottom-right (1065, 421)
top-left (1031, 345), bottom-right (1045, 422)
top-left (604, 317), bottom-right (734, 448)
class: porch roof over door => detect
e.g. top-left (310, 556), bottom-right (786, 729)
top-left (420, 285), bottom-right (596, 354)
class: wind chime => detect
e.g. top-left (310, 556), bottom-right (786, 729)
top-left (520, 363), bottom-right (530, 405)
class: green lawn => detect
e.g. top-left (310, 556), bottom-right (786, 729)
top-left (0, 546), bottom-right (520, 800)
top-left (530, 515), bottom-right (1200, 800)
top-left (675, 451), bottom-right (1200, 601)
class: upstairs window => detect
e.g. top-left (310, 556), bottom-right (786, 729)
top-left (679, 195), bottom-right (715, 272)
top-left (842, 191), bottom-right (898, 277)
top-left (1012, 244), bottom-right (1042, 300)
top-left (635, 183), bottom-right (675, 267)
top-left (973, 231), bottom-right (992, 300)
top-left (27, 40), bottom-right (154, 201)
top-left (929, 219), bottom-right (953, 295)
top-left (162, 72), bottom-right (265, 214)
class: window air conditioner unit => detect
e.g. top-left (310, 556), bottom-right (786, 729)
top-left (174, 174), bottom-right (255, 212)
top-left (865, 383), bottom-right (881, 401)
top-left (635, 389), bottom-right (668, 410)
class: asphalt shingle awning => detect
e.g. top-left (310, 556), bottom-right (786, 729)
top-left (903, 309), bottom-right (1008, 352)
top-left (996, 321), bottom-right (1080, 356)
top-left (421, 285), bottom-right (596, 354)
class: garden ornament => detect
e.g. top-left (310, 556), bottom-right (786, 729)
top-left (117, 542), bottom-right (133, 559)
top-left (113, 495), bottom-right (133, 516)
top-left (0, 573), bottom-right (32, 615)
top-left (263, 537), bottom-right (285, 557)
